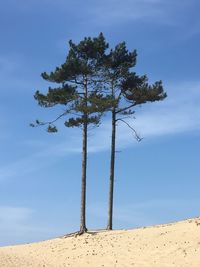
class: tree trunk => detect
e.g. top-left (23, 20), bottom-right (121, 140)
top-left (80, 118), bottom-right (88, 233)
top-left (80, 80), bottom-right (88, 233)
top-left (107, 108), bottom-right (116, 230)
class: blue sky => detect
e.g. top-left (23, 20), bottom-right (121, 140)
top-left (0, 0), bottom-right (200, 246)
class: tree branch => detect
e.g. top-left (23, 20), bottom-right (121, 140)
top-left (116, 118), bottom-right (142, 142)
top-left (31, 110), bottom-right (71, 128)
top-left (30, 111), bottom-right (81, 127)
top-left (116, 115), bottom-right (135, 121)
top-left (116, 102), bottom-right (137, 114)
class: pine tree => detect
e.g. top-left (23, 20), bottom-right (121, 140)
top-left (102, 42), bottom-right (167, 230)
top-left (32, 33), bottom-right (112, 234)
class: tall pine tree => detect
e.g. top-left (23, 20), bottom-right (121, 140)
top-left (102, 42), bottom-right (167, 230)
top-left (32, 33), bottom-right (112, 234)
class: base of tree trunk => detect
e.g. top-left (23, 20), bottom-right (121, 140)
top-left (78, 226), bottom-right (88, 235)
top-left (106, 226), bottom-right (112, 230)
top-left (62, 228), bottom-right (87, 238)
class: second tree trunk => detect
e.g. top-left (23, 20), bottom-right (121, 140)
top-left (107, 109), bottom-right (116, 230)
top-left (80, 118), bottom-right (88, 233)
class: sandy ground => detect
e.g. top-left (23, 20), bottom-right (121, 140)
top-left (0, 217), bottom-right (200, 266)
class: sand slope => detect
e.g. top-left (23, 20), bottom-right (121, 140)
top-left (1, 217), bottom-right (200, 266)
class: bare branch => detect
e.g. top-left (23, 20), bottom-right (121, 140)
top-left (116, 118), bottom-right (142, 142)
top-left (32, 111), bottom-right (67, 128)
top-left (31, 108), bottom-right (81, 128)
top-left (116, 115), bottom-right (135, 121)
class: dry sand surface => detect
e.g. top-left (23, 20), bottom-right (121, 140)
top-left (0, 217), bottom-right (200, 266)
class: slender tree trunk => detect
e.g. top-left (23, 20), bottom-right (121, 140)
top-left (80, 79), bottom-right (88, 233)
top-left (107, 108), bottom-right (116, 230)
top-left (80, 118), bottom-right (88, 233)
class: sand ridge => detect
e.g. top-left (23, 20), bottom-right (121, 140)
top-left (0, 217), bottom-right (200, 266)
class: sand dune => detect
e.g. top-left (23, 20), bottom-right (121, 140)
top-left (0, 217), bottom-right (200, 266)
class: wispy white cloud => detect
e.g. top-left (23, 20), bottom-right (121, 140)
top-left (0, 206), bottom-right (33, 224)
top-left (80, 0), bottom-right (197, 28)
top-left (1, 81), bottom-right (199, 181)
top-left (0, 204), bottom-right (80, 246)
top-left (0, 136), bottom-right (80, 181)
top-left (8, 0), bottom-right (195, 28)
top-left (0, 206), bottom-right (57, 246)
top-left (88, 81), bottom-right (200, 152)
top-left (86, 0), bottom-right (165, 26)
top-left (0, 54), bottom-right (51, 117)
top-left (88, 197), bottom-right (200, 229)
top-left (0, 54), bottom-right (43, 93)
top-left (132, 81), bottom-right (200, 136)
top-left (0, 206), bottom-right (34, 246)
